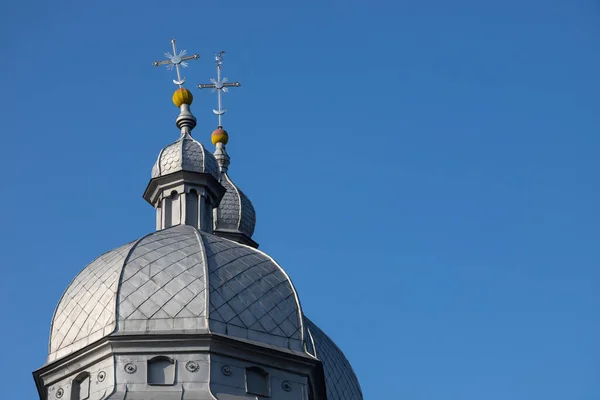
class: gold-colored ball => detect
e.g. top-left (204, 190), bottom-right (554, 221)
top-left (172, 88), bottom-right (193, 107)
top-left (211, 127), bottom-right (229, 145)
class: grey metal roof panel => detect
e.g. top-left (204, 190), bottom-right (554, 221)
top-left (305, 317), bottom-right (363, 400)
top-left (48, 241), bottom-right (135, 362)
top-left (215, 173), bottom-right (256, 238)
top-left (216, 175), bottom-right (240, 229)
top-left (152, 135), bottom-right (219, 180)
top-left (202, 233), bottom-right (302, 351)
top-left (117, 227), bottom-right (208, 334)
top-left (237, 187), bottom-right (256, 237)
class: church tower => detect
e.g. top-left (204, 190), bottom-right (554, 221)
top-left (33, 39), bottom-right (362, 400)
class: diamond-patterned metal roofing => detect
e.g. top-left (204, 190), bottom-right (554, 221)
top-left (151, 134), bottom-right (219, 179)
top-left (215, 173), bottom-right (256, 237)
top-left (203, 233), bottom-right (301, 350)
top-left (238, 186), bottom-right (256, 236)
top-left (49, 242), bottom-right (135, 361)
top-left (117, 228), bottom-right (208, 333)
top-left (48, 225), bottom-right (304, 361)
top-left (48, 227), bottom-right (363, 398)
top-left (305, 317), bottom-right (363, 400)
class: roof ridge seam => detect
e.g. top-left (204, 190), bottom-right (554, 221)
top-left (250, 247), bottom-right (306, 349)
top-left (112, 230), bottom-right (158, 334)
top-left (47, 241), bottom-right (136, 358)
top-left (193, 228), bottom-right (211, 331)
top-left (224, 173), bottom-right (243, 231)
top-left (180, 136), bottom-right (186, 173)
top-left (191, 136), bottom-right (206, 173)
top-left (155, 146), bottom-right (166, 177)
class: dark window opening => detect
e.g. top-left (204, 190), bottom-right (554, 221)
top-left (246, 366), bottom-right (270, 397)
top-left (148, 356), bottom-right (176, 386)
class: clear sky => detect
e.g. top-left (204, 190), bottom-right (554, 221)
top-left (0, 1), bottom-right (598, 399)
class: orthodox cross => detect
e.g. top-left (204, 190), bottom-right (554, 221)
top-left (152, 38), bottom-right (200, 87)
top-left (197, 51), bottom-right (241, 127)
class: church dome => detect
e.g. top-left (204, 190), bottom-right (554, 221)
top-left (37, 44), bottom-right (363, 400)
top-left (151, 134), bottom-right (219, 179)
top-left (48, 225), bottom-right (304, 362)
top-left (305, 317), bottom-right (363, 400)
top-left (216, 173), bottom-right (256, 237)
top-left (47, 225), bottom-right (363, 399)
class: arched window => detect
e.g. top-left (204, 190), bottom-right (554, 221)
top-left (147, 356), bottom-right (176, 386)
top-left (186, 189), bottom-right (199, 227)
top-left (165, 190), bottom-right (181, 227)
top-left (246, 366), bottom-right (269, 397)
top-left (71, 372), bottom-right (90, 400)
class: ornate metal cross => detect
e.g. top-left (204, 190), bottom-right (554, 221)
top-left (197, 51), bottom-right (241, 127)
top-left (153, 38), bottom-right (200, 88)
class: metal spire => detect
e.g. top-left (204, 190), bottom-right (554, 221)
top-left (197, 51), bottom-right (241, 127)
top-left (153, 38), bottom-right (200, 88)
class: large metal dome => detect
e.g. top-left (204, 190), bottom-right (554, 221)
top-left (48, 225), bottom-right (362, 399)
top-left (49, 225), bottom-right (303, 362)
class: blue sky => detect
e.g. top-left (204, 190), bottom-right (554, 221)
top-left (1, 0), bottom-right (599, 398)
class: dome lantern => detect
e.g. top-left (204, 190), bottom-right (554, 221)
top-left (144, 40), bottom-right (224, 233)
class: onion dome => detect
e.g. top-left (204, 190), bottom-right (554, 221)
top-left (217, 172), bottom-right (257, 236)
top-left (212, 130), bottom-right (258, 247)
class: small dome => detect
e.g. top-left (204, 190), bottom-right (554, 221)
top-left (48, 225), bottom-right (304, 362)
top-left (216, 173), bottom-right (256, 237)
top-left (152, 134), bottom-right (219, 179)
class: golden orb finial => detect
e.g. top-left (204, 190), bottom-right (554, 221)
top-left (211, 126), bottom-right (229, 145)
top-left (172, 88), bottom-right (193, 107)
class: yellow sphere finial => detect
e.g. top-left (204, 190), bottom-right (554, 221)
top-left (172, 88), bottom-right (193, 107)
top-left (212, 126), bottom-right (229, 145)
